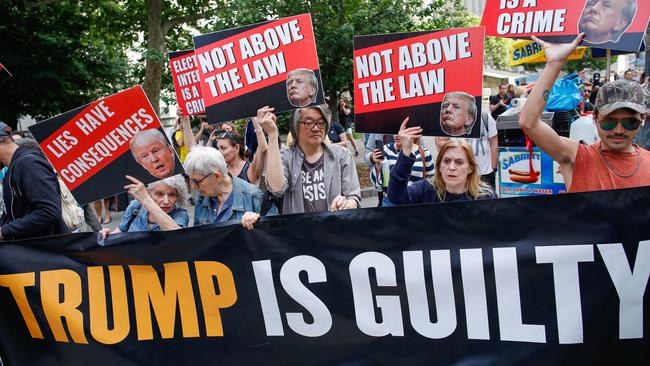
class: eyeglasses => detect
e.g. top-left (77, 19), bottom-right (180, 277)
top-left (598, 118), bottom-right (643, 131)
top-left (300, 118), bottom-right (326, 130)
top-left (191, 173), bottom-right (212, 186)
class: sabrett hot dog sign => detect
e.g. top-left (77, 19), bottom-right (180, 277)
top-left (499, 147), bottom-right (566, 197)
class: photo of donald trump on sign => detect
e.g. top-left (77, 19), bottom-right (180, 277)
top-left (129, 129), bottom-right (176, 179)
top-left (578, 0), bottom-right (637, 44)
top-left (439, 92), bottom-right (478, 137)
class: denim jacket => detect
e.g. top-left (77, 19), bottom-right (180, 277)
top-left (119, 200), bottom-right (189, 232)
top-left (194, 175), bottom-right (277, 226)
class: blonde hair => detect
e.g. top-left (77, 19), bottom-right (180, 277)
top-left (430, 140), bottom-right (492, 201)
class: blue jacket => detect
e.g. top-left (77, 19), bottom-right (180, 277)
top-left (194, 175), bottom-right (277, 226)
top-left (119, 200), bottom-right (189, 232)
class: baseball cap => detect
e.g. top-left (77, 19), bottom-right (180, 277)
top-left (0, 122), bottom-right (12, 136)
top-left (594, 79), bottom-right (645, 116)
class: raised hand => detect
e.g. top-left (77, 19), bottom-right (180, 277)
top-left (207, 129), bottom-right (220, 146)
top-left (531, 33), bottom-right (584, 65)
top-left (176, 108), bottom-right (190, 125)
top-left (124, 175), bottom-right (149, 204)
top-left (397, 117), bottom-right (421, 156)
top-left (256, 106), bottom-right (277, 135)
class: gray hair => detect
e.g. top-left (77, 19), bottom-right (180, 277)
top-left (129, 129), bottom-right (172, 162)
top-left (182, 145), bottom-right (228, 176)
top-left (289, 104), bottom-right (332, 148)
top-left (444, 91), bottom-right (477, 133)
top-left (287, 68), bottom-right (319, 104)
top-left (148, 174), bottom-right (188, 208)
top-left (14, 138), bottom-right (40, 150)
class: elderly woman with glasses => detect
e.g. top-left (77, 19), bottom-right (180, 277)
top-left (100, 175), bottom-right (190, 238)
top-left (183, 145), bottom-right (277, 228)
top-left (255, 104), bottom-right (360, 217)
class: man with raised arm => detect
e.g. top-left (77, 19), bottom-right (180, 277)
top-left (519, 34), bottom-right (650, 192)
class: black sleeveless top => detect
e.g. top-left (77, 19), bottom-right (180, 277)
top-left (237, 160), bottom-right (251, 182)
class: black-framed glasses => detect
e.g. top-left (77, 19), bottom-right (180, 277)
top-left (191, 173), bottom-right (212, 186)
top-left (598, 118), bottom-right (643, 131)
top-left (300, 118), bottom-right (326, 130)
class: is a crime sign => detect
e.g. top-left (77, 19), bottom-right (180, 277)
top-left (481, 0), bottom-right (650, 52)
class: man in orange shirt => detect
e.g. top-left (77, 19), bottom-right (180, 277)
top-left (519, 33), bottom-right (650, 192)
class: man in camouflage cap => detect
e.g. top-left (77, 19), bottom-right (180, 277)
top-left (519, 33), bottom-right (650, 192)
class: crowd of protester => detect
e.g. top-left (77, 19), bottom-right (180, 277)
top-left (0, 35), bottom-right (649, 241)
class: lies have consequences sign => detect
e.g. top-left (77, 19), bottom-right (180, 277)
top-left (193, 13), bottom-right (324, 123)
top-left (0, 187), bottom-right (648, 365)
top-left (481, 0), bottom-right (650, 52)
top-left (29, 86), bottom-right (183, 204)
top-left (353, 27), bottom-right (484, 137)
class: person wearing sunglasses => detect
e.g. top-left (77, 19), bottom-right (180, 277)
top-left (519, 33), bottom-right (650, 193)
top-left (260, 104), bottom-right (361, 215)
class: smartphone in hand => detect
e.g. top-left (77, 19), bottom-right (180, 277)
top-left (374, 140), bottom-right (384, 159)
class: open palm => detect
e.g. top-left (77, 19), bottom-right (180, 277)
top-left (532, 33), bottom-right (584, 64)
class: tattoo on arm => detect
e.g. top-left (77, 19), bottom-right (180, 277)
top-left (543, 90), bottom-right (550, 101)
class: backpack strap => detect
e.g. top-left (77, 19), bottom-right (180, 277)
top-left (123, 203), bottom-right (142, 232)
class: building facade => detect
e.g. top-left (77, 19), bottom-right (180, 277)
top-left (462, 0), bottom-right (486, 16)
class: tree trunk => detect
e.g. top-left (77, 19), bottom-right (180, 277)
top-left (143, 0), bottom-right (164, 117)
top-left (328, 90), bottom-right (338, 122)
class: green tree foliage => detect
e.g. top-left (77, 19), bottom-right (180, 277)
top-left (483, 36), bottom-right (513, 70)
top-left (0, 0), bottom-right (133, 125)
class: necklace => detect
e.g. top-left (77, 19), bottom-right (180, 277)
top-left (598, 143), bottom-right (640, 178)
top-left (230, 159), bottom-right (245, 176)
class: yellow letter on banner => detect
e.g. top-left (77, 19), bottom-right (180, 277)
top-left (130, 262), bottom-right (199, 340)
top-left (195, 261), bottom-right (238, 336)
top-left (40, 269), bottom-right (88, 344)
top-left (88, 266), bottom-right (130, 344)
top-left (0, 272), bottom-right (44, 339)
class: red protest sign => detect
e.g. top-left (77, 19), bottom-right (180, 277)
top-left (353, 27), bottom-right (484, 137)
top-left (481, 0), bottom-right (650, 52)
top-left (28, 86), bottom-right (184, 204)
top-left (193, 13), bottom-right (324, 123)
top-left (169, 49), bottom-right (205, 116)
